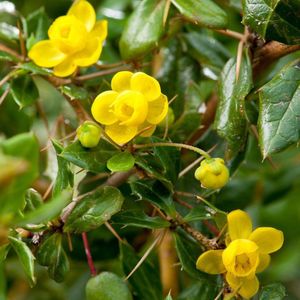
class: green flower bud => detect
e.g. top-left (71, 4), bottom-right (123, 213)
top-left (194, 158), bottom-right (229, 189)
top-left (76, 121), bottom-right (102, 148)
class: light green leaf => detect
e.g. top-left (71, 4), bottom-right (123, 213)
top-left (64, 186), bottom-right (124, 233)
top-left (60, 85), bottom-right (89, 101)
top-left (8, 236), bottom-right (36, 287)
top-left (107, 152), bottom-right (135, 172)
top-left (24, 188), bottom-right (43, 212)
top-left (18, 62), bottom-right (52, 76)
top-left (119, 0), bottom-right (166, 60)
top-left (258, 61), bottom-right (300, 157)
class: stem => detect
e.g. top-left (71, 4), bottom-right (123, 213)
top-left (134, 142), bottom-right (211, 159)
top-left (215, 29), bottom-right (245, 41)
top-left (82, 232), bottom-right (97, 277)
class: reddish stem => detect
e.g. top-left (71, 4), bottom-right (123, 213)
top-left (82, 232), bottom-right (97, 276)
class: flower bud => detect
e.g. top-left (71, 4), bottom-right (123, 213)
top-left (76, 121), bottom-right (102, 148)
top-left (194, 158), bottom-right (229, 189)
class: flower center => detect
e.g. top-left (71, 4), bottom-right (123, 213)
top-left (235, 253), bottom-right (252, 273)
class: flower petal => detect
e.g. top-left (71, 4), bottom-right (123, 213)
top-left (68, 0), bottom-right (96, 32)
top-left (28, 40), bottom-right (66, 67)
top-left (138, 122), bottom-right (156, 137)
top-left (53, 57), bottom-right (77, 77)
top-left (227, 209), bottom-right (252, 240)
top-left (105, 123), bottom-right (137, 145)
top-left (91, 91), bottom-right (119, 125)
top-left (249, 227), bottom-right (284, 254)
top-left (89, 20), bottom-right (108, 41)
top-left (196, 250), bottom-right (225, 274)
top-left (74, 37), bottom-right (102, 67)
top-left (111, 71), bottom-right (133, 92)
top-left (130, 72), bottom-right (161, 101)
top-left (256, 253), bottom-right (271, 273)
top-left (147, 94), bottom-right (168, 124)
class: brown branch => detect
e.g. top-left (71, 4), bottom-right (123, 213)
top-left (0, 43), bottom-right (22, 60)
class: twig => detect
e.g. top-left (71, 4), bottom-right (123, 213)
top-left (82, 232), bottom-right (97, 276)
top-left (105, 221), bottom-right (124, 244)
top-left (215, 29), bottom-right (244, 41)
top-left (0, 86), bottom-right (10, 106)
top-left (163, 0), bottom-right (171, 27)
top-left (0, 43), bottom-right (22, 60)
top-left (235, 39), bottom-right (244, 82)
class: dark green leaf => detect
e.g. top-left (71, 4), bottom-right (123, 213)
top-left (120, 243), bottom-right (162, 300)
top-left (130, 180), bottom-right (176, 217)
top-left (258, 61), bottom-right (300, 158)
top-left (259, 283), bottom-right (286, 300)
top-left (0, 262), bottom-right (6, 300)
top-left (18, 190), bottom-right (72, 226)
top-left (0, 50), bottom-right (20, 62)
top-left (242, 0), bottom-right (300, 44)
top-left (25, 188), bottom-right (43, 212)
top-left (36, 233), bottom-right (69, 283)
top-left (107, 152), bottom-right (135, 172)
top-left (119, 0), bottom-right (166, 60)
top-left (215, 52), bottom-right (252, 157)
top-left (60, 85), bottom-right (89, 101)
top-left (52, 140), bottom-right (74, 197)
top-left (61, 140), bottom-right (119, 173)
top-left (64, 186), bottom-right (124, 233)
top-left (113, 209), bottom-right (170, 229)
top-left (8, 236), bottom-right (36, 287)
top-left (183, 206), bottom-right (212, 222)
top-left (177, 281), bottom-right (219, 300)
top-left (171, 0), bottom-right (228, 29)
top-left (10, 75), bottom-right (39, 108)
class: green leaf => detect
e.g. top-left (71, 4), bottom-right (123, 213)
top-left (24, 188), bottom-right (43, 212)
top-left (36, 233), bottom-right (69, 283)
top-left (120, 243), bottom-right (162, 300)
top-left (8, 236), bottom-right (36, 287)
top-left (259, 283), bottom-right (286, 300)
top-left (0, 50), bottom-right (20, 62)
top-left (52, 140), bottom-right (74, 197)
top-left (258, 61), bottom-right (300, 157)
top-left (165, 293), bottom-right (173, 300)
top-left (107, 152), bottom-right (135, 172)
top-left (60, 85), bottom-right (89, 101)
top-left (10, 75), bottom-right (39, 108)
top-left (0, 133), bottom-right (39, 216)
top-left (214, 53), bottom-right (252, 157)
top-left (18, 62), bottom-right (52, 76)
top-left (18, 190), bottom-right (72, 226)
top-left (130, 180), bottom-right (176, 217)
top-left (183, 206), bottom-right (212, 222)
top-left (61, 140), bottom-right (119, 173)
top-left (119, 0), bottom-right (166, 60)
top-left (86, 272), bottom-right (133, 300)
top-left (177, 281), bottom-right (219, 300)
top-left (0, 262), bottom-right (6, 300)
top-left (171, 0), bottom-right (228, 29)
top-left (0, 22), bottom-right (19, 43)
top-left (242, 0), bottom-right (300, 45)
top-left (173, 230), bottom-right (205, 280)
top-left (113, 209), bottom-right (170, 229)
top-left (64, 186), bottom-right (124, 233)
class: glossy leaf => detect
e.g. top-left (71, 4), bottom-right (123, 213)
top-left (259, 283), bottom-right (286, 300)
top-left (52, 140), bottom-right (74, 197)
top-left (61, 140), bottom-right (119, 173)
top-left (60, 85), bottom-right (89, 101)
top-left (243, 0), bottom-right (300, 45)
top-left (119, 0), bottom-right (166, 60)
top-left (36, 233), bottom-right (69, 283)
top-left (107, 152), bottom-right (135, 172)
top-left (258, 61), bottom-right (300, 158)
top-left (64, 186), bottom-right (124, 233)
top-left (18, 62), bottom-right (52, 76)
top-left (120, 243), bottom-right (162, 300)
top-left (171, 0), bottom-right (228, 29)
top-left (215, 53), bottom-right (252, 157)
top-left (10, 75), bottom-right (39, 108)
top-left (8, 236), bottom-right (36, 287)
top-left (183, 206), bottom-right (212, 223)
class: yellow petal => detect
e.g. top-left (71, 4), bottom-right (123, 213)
top-left (111, 71), bottom-right (133, 92)
top-left (114, 91), bottom-right (148, 126)
top-left (226, 273), bottom-right (259, 299)
top-left (249, 227), bottom-right (284, 254)
top-left (68, 0), bottom-right (96, 32)
top-left (196, 250), bottom-right (225, 274)
top-left (256, 253), bottom-right (271, 273)
top-left (89, 20), bottom-right (108, 41)
top-left (53, 57), bottom-right (77, 77)
top-left (105, 123), bottom-right (137, 145)
top-left (91, 91), bottom-right (119, 125)
top-left (130, 72), bottom-right (161, 101)
top-left (74, 38), bottom-right (102, 67)
top-left (138, 123), bottom-right (156, 137)
top-left (28, 40), bottom-right (66, 67)
top-left (227, 210), bottom-right (252, 240)
top-left (147, 94), bottom-right (169, 124)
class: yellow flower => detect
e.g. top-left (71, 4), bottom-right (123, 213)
top-left (196, 210), bottom-right (284, 299)
top-left (91, 71), bottom-right (168, 144)
top-left (28, 0), bottom-right (107, 77)
top-left (194, 158), bottom-right (229, 189)
top-left (76, 121), bottom-right (102, 148)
